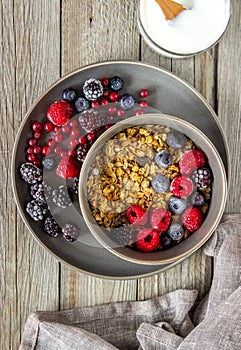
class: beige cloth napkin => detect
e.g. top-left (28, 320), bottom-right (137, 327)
top-left (19, 214), bottom-right (241, 350)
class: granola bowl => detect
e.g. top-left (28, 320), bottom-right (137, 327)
top-left (79, 113), bottom-right (227, 265)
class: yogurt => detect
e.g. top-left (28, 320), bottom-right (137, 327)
top-left (139, 0), bottom-right (231, 56)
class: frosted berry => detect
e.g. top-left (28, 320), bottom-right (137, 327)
top-left (166, 131), bottom-right (186, 149)
top-left (182, 207), bottom-right (203, 232)
top-left (179, 150), bottom-right (206, 175)
top-left (83, 78), bottom-right (103, 101)
top-left (192, 167), bottom-right (211, 189)
top-left (75, 97), bottom-right (89, 112)
top-left (20, 163), bottom-right (42, 184)
top-left (26, 199), bottom-right (48, 221)
top-left (30, 182), bottom-right (50, 202)
top-left (52, 185), bottom-right (72, 208)
top-left (119, 94), bottom-right (135, 110)
top-left (136, 228), bottom-right (160, 252)
top-left (167, 223), bottom-right (184, 241)
top-left (126, 205), bottom-right (148, 226)
top-left (170, 176), bottom-right (193, 198)
top-left (78, 109), bottom-right (105, 132)
top-left (44, 216), bottom-right (60, 237)
top-left (47, 100), bottom-right (72, 126)
top-left (191, 191), bottom-right (205, 206)
top-left (114, 225), bottom-right (136, 246)
top-left (32, 121), bottom-right (42, 132)
top-left (76, 143), bottom-right (90, 162)
top-left (169, 197), bottom-right (186, 214)
top-left (149, 208), bottom-right (171, 232)
top-left (62, 223), bottom-right (79, 242)
top-left (155, 150), bottom-right (172, 168)
top-left (62, 87), bottom-right (77, 102)
top-left (109, 76), bottom-right (123, 91)
top-left (151, 174), bottom-right (170, 193)
top-left (73, 176), bottom-right (79, 195)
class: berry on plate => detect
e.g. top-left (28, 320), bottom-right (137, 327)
top-left (151, 174), bottom-right (170, 193)
top-left (179, 150), bottom-right (206, 175)
top-left (170, 176), bottom-right (193, 198)
top-left (126, 205), bottom-right (148, 226)
top-left (109, 76), bottom-right (123, 91)
top-left (52, 185), bottom-right (72, 208)
top-left (149, 208), bottom-right (171, 232)
top-left (167, 223), bottom-right (184, 240)
top-left (47, 100), bottom-right (73, 126)
top-left (44, 216), bottom-right (60, 237)
top-left (83, 78), bottom-right (103, 101)
top-left (56, 156), bottom-right (81, 179)
top-left (136, 228), bottom-right (160, 252)
top-left (119, 94), bottom-right (135, 110)
top-left (62, 87), bottom-right (77, 102)
top-left (155, 150), bottom-right (172, 168)
top-left (62, 223), bottom-right (79, 242)
top-left (182, 207), bottom-right (203, 232)
top-left (75, 97), bottom-right (89, 112)
top-left (20, 162), bottom-right (42, 184)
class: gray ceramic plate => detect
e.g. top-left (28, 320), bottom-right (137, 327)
top-left (12, 61), bottom-right (229, 279)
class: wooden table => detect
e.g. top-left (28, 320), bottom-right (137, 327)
top-left (1, 1), bottom-right (240, 348)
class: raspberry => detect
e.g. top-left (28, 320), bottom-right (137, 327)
top-left (47, 100), bottom-right (73, 126)
top-left (44, 216), bottom-right (60, 237)
top-left (182, 207), bottom-right (203, 232)
top-left (149, 208), bottom-right (171, 232)
top-left (126, 205), bottom-right (148, 226)
top-left (20, 163), bottom-right (42, 184)
top-left (170, 176), bottom-right (193, 198)
top-left (83, 78), bottom-right (103, 101)
top-left (62, 223), bottom-right (79, 242)
top-left (179, 150), bottom-right (206, 175)
top-left (136, 228), bottom-right (160, 252)
top-left (56, 157), bottom-right (81, 179)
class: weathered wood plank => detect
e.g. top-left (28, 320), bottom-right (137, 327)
top-left (217, 0), bottom-right (241, 213)
top-left (0, 1), bottom-right (61, 349)
top-left (60, 0), bottom-right (140, 309)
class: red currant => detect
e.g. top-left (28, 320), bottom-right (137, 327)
top-left (32, 121), bottom-right (42, 132)
top-left (136, 109), bottom-right (145, 116)
top-left (117, 109), bottom-right (125, 117)
top-left (69, 119), bottom-right (78, 128)
top-left (91, 101), bottom-right (99, 109)
top-left (34, 131), bottom-right (42, 139)
top-left (139, 100), bottom-right (148, 108)
top-left (101, 98), bottom-right (109, 106)
top-left (62, 124), bottom-right (71, 134)
top-left (47, 139), bottom-right (55, 147)
top-left (28, 138), bottom-right (37, 146)
top-left (86, 132), bottom-right (96, 142)
top-left (42, 145), bottom-right (49, 156)
top-left (54, 146), bottom-right (62, 154)
top-left (33, 159), bottom-right (41, 167)
top-left (109, 92), bottom-right (118, 102)
top-left (53, 125), bottom-right (60, 133)
top-left (78, 136), bottom-right (87, 145)
top-left (68, 149), bottom-right (77, 158)
top-left (101, 77), bottom-right (109, 86)
top-left (27, 153), bottom-right (37, 162)
top-left (68, 139), bottom-right (78, 149)
top-left (140, 89), bottom-right (149, 98)
top-left (44, 122), bottom-right (54, 132)
top-left (33, 145), bottom-right (42, 155)
top-left (54, 133), bottom-right (63, 143)
top-left (60, 150), bottom-right (68, 158)
top-left (103, 89), bottom-right (110, 97)
top-left (108, 106), bottom-right (117, 115)
top-left (26, 146), bottom-right (34, 154)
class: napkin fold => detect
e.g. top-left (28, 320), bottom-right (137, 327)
top-left (19, 214), bottom-right (241, 350)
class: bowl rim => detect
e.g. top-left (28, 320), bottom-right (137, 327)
top-left (79, 113), bottom-right (228, 265)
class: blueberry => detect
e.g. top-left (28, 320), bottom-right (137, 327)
top-left (191, 191), bottom-right (205, 206)
top-left (167, 131), bottom-right (186, 149)
top-left (169, 197), bottom-right (186, 214)
top-left (161, 233), bottom-right (172, 249)
top-left (151, 175), bottom-right (170, 193)
top-left (155, 150), bottom-right (172, 168)
top-left (120, 94), bottom-right (135, 110)
top-left (167, 223), bottom-right (184, 240)
top-left (42, 156), bottom-right (55, 171)
top-left (75, 97), bottom-right (89, 112)
top-left (109, 76), bottom-right (123, 91)
top-left (62, 88), bottom-right (77, 102)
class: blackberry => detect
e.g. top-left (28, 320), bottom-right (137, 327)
top-left (76, 143), bottom-right (90, 162)
top-left (113, 225), bottom-right (136, 246)
top-left (44, 216), bottom-right (60, 237)
top-left (73, 176), bottom-right (79, 195)
top-left (20, 162), bottom-right (42, 184)
top-left (119, 94), bottom-right (135, 110)
top-left (42, 155), bottom-right (56, 171)
top-left (109, 76), bottom-right (123, 91)
top-left (192, 167), bottom-right (211, 189)
top-left (62, 223), bottom-right (79, 242)
top-left (26, 199), bottom-right (48, 221)
top-left (75, 97), bottom-right (89, 113)
top-left (62, 87), bottom-right (77, 102)
top-left (52, 185), bottom-right (72, 208)
top-left (83, 78), bottom-right (103, 101)
top-left (78, 109), bottom-right (106, 132)
top-left (30, 182), bottom-right (51, 202)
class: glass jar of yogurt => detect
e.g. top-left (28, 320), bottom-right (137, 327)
top-left (138, 0), bottom-right (231, 58)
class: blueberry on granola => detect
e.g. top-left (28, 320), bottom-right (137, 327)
top-left (167, 223), bottom-right (184, 241)
top-left (169, 197), bottom-right (186, 214)
top-left (155, 150), bottom-right (172, 168)
top-left (191, 191), bottom-right (206, 206)
top-left (151, 174), bottom-right (170, 193)
top-left (166, 131), bottom-right (186, 149)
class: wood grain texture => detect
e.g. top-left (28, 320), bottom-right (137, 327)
top-left (0, 1), bottom-right (60, 349)
top-left (59, 0), bottom-right (140, 310)
top-left (217, 0), bottom-right (241, 213)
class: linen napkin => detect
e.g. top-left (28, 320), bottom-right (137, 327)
top-left (19, 214), bottom-right (241, 350)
